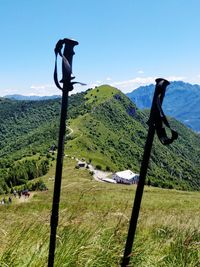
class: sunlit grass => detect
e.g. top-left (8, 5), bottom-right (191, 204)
top-left (0, 158), bottom-right (199, 266)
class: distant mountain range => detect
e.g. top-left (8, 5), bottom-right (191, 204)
top-left (3, 94), bottom-right (61, 101)
top-left (127, 81), bottom-right (200, 132)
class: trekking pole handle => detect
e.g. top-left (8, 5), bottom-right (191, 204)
top-left (154, 78), bottom-right (170, 104)
top-left (54, 38), bottom-right (79, 86)
top-left (55, 38), bottom-right (79, 67)
top-left (62, 38), bottom-right (79, 68)
top-left (149, 78), bottom-right (170, 126)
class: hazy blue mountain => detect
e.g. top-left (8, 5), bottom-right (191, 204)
top-left (3, 94), bottom-right (61, 101)
top-left (127, 81), bottom-right (200, 132)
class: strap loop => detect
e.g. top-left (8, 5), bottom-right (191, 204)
top-left (54, 40), bottom-right (86, 91)
top-left (54, 40), bottom-right (72, 90)
top-left (155, 94), bottom-right (178, 145)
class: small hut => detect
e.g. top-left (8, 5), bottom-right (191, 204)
top-left (112, 170), bottom-right (139, 185)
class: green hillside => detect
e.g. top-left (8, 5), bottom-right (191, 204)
top-left (0, 97), bottom-right (60, 158)
top-left (0, 92), bottom-right (90, 192)
top-left (66, 85), bottom-right (200, 191)
top-left (0, 85), bottom-right (200, 192)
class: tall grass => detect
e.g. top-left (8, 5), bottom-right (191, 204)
top-left (0, 158), bottom-right (199, 266)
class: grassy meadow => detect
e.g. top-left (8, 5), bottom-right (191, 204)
top-left (0, 157), bottom-right (199, 266)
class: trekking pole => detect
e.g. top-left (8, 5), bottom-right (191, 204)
top-left (121, 78), bottom-right (177, 266)
top-left (48, 38), bottom-right (79, 267)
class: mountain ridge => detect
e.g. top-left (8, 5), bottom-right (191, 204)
top-left (3, 94), bottom-right (61, 101)
top-left (126, 81), bottom-right (200, 132)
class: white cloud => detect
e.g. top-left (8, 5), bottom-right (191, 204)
top-left (70, 83), bottom-right (87, 95)
top-left (0, 84), bottom-right (61, 97)
top-left (29, 84), bottom-right (60, 96)
top-left (111, 77), bottom-right (155, 93)
top-left (167, 76), bottom-right (186, 81)
top-left (2, 88), bottom-right (19, 95)
top-left (30, 83), bottom-right (88, 96)
top-left (183, 75), bottom-right (200, 85)
top-left (110, 76), bottom-right (188, 93)
top-left (84, 81), bottom-right (102, 89)
top-left (30, 84), bottom-right (56, 90)
top-left (137, 70), bottom-right (144, 74)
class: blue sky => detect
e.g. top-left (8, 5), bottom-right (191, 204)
top-left (0, 0), bottom-right (200, 96)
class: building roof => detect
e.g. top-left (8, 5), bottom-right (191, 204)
top-left (115, 170), bottom-right (138, 180)
top-left (102, 178), bottom-right (117, 184)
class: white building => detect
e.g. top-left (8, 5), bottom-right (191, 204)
top-left (112, 170), bottom-right (139, 185)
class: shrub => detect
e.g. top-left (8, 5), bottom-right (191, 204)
top-left (106, 166), bottom-right (111, 171)
top-left (96, 165), bottom-right (102, 170)
top-left (30, 179), bottom-right (47, 191)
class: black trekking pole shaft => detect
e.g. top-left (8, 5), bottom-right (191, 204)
top-left (48, 89), bottom-right (69, 267)
top-left (121, 78), bottom-right (170, 267)
top-left (48, 38), bottom-right (78, 267)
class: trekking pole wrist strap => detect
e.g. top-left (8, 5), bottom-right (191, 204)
top-left (154, 86), bottom-right (178, 145)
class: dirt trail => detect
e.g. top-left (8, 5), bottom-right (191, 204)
top-left (87, 164), bottom-right (112, 182)
top-left (66, 126), bottom-right (74, 137)
top-left (73, 157), bottom-right (112, 182)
